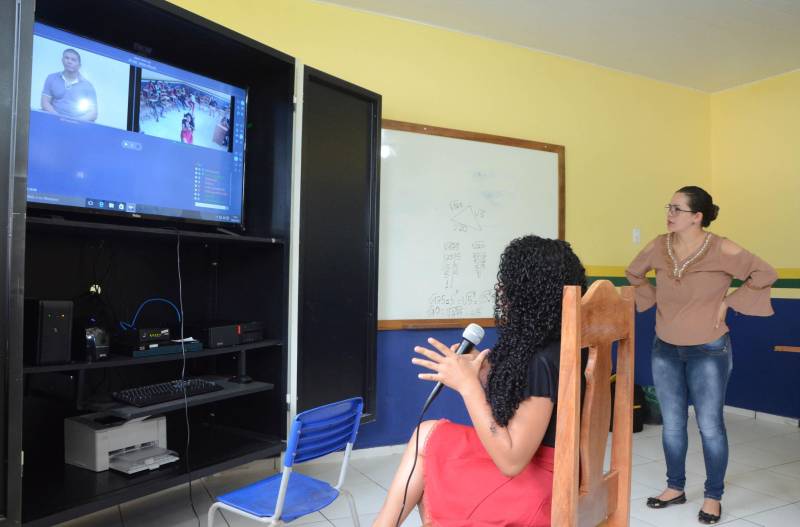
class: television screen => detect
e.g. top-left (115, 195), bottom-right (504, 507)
top-left (27, 22), bottom-right (247, 226)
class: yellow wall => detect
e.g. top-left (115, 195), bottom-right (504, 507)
top-left (711, 71), bottom-right (800, 267)
top-left (170, 0), bottom-right (710, 266)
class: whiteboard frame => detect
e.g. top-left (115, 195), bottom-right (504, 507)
top-left (379, 119), bottom-right (565, 330)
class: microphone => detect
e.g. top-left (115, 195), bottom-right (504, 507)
top-left (420, 323), bottom-right (485, 414)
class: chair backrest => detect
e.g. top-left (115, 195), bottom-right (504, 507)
top-left (284, 397), bottom-right (363, 468)
top-left (552, 281), bottom-right (635, 527)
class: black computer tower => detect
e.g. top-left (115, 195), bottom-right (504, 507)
top-left (24, 299), bottom-right (73, 365)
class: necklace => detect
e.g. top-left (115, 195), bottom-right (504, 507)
top-left (666, 232), bottom-right (711, 280)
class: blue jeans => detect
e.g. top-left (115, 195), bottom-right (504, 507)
top-left (652, 334), bottom-right (733, 500)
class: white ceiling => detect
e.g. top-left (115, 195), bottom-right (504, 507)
top-left (319, 0), bottom-right (800, 92)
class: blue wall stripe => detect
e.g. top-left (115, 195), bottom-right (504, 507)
top-left (356, 299), bottom-right (800, 449)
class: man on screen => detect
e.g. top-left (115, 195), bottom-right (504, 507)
top-left (41, 48), bottom-right (98, 121)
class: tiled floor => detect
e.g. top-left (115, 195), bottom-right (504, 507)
top-left (58, 410), bottom-right (800, 526)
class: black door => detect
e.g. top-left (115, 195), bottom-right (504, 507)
top-left (298, 67), bottom-right (380, 418)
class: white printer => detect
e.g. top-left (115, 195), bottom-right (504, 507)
top-left (64, 413), bottom-right (179, 474)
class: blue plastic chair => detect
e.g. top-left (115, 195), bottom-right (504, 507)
top-left (208, 397), bottom-right (364, 526)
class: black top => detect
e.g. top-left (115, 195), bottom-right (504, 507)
top-left (522, 339), bottom-right (586, 448)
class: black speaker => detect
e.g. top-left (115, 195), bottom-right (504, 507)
top-left (24, 300), bottom-right (74, 365)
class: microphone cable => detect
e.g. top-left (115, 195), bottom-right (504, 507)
top-left (176, 230), bottom-right (201, 527)
top-left (394, 407), bottom-right (427, 527)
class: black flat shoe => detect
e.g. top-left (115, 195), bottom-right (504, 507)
top-left (646, 493), bottom-right (686, 509)
top-left (698, 504), bottom-right (721, 524)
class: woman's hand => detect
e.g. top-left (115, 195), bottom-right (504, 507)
top-left (715, 300), bottom-right (728, 329)
top-left (412, 337), bottom-right (489, 397)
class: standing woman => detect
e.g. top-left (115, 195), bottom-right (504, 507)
top-left (626, 186), bottom-right (777, 524)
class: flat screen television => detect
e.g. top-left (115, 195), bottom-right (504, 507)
top-left (27, 22), bottom-right (248, 226)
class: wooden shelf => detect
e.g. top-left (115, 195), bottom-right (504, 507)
top-left (26, 215), bottom-right (285, 245)
top-left (775, 345), bottom-right (800, 353)
top-left (23, 340), bottom-right (282, 374)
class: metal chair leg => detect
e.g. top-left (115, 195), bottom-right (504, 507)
top-left (207, 502), bottom-right (220, 527)
top-left (341, 488), bottom-right (360, 527)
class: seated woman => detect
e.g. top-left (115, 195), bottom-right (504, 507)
top-left (373, 235), bottom-right (587, 527)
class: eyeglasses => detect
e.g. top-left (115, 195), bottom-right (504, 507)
top-left (665, 204), bottom-right (694, 216)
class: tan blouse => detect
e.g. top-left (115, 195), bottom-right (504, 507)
top-left (625, 233), bottom-right (777, 346)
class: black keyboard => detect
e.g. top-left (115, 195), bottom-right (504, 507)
top-left (112, 378), bottom-right (223, 407)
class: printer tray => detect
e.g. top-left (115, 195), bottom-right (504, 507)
top-left (109, 445), bottom-right (179, 475)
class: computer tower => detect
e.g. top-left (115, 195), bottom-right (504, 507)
top-left (24, 299), bottom-right (74, 365)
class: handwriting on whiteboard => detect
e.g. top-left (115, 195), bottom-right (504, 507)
top-left (427, 202), bottom-right (494, 316)
top-left (449, 200), bottom-right (486, 232)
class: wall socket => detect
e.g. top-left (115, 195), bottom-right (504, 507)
top-left (632, 227), bottom-right (641, 244)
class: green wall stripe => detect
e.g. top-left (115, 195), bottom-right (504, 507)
top-left (588, 276), bottom-right (629, 287)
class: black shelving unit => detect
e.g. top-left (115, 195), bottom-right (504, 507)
top-left (1, 0), bottom-right (381, 524)
top-left (108, 377), bottom-right (274, 419)
top-left (19, 213), bottom-right (290, 526)
top-left (26, 216), bottom-right (285, 246)
top-left (21, 420), bottom-right (282, 527)
top-left (22, 340), bottom-right (281, 374)
top-left (9, 0), bottom-right (296, 523)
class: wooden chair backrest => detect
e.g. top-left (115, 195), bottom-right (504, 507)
top-left (552, 281), bottom-right (635, 527)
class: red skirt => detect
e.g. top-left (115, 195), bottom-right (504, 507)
top-left (422, 420), bottom-right (554, 527)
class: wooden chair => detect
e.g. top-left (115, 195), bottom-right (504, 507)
top-left (552, 280), bottom-right (635, 527)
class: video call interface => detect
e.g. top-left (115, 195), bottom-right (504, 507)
top-left (27, 23), bottom-right (247, 225)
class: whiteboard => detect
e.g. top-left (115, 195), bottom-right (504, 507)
top-left (378, 121), bottom-right (564, 327)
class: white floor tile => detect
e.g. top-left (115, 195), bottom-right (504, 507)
top-left (766, 460), bottom-right (800, 480)
top-left (55, 506), bottom-right (123, 527)
top-left (351, 453), bottom-right (403, 490)
top-left (728, 443), bottom-right (800, 469)
top-left (638, 432), bottom-right (698, 453)
top-left (717, 483), bottom-right (790, 518)
top-left (119, 481), bottom-right (213, 527)
top-left (727, 469), bottom-right (800, 502)
top-left (329, 511), bottom-right (423, 527)
top-left (686, 429), bottom-right (704, 450)
top-left (638, 424), bottom-right (664, 438)
top-left (747, 419), bottom-right (798, 436)
top-left (724, 460), bottom-right (767, 478)
top-left (749, 433), bottom-right (800, 458)
top-left (726, 421), bottom-right (794, 446)
top-left (681, 451), bottom-right (759, 478)
top-left (631, 460), bottom-right (704, 492)
top-left (632, 435), bottom-right (668, 461)
top-left (630, 481), bottom-right (661, 500)
top-left (723, 411), bottom-right (757, 422)
top-left (211, 510), bottom-right (332, 527)
top-left (637, 427), bottom-right (705, 454)
top-left (742, 501), bottom-right (800, 526)
top-left (604, 446), bottom-right (653, 472)
top-left (628, 517), bottom-right (658, 527)
top-left (219, 513), bottom-right (333, 527)
top-left (304, 467), bottom-right (391, 519)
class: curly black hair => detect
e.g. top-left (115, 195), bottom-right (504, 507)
top-left (486, 235), bottom-right (587, 426)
